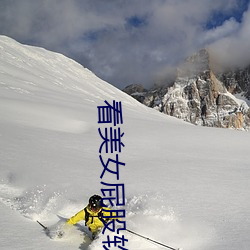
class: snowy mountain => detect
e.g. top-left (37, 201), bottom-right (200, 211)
top-left (1, 36), bottom-right (250, 250)
top-left (124, 49), bottom-right (250, 130)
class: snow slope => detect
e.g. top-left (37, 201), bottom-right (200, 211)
top-left (0, 35), bottom-right (250, 250)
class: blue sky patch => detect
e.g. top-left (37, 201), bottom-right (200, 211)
top-left (206, 0), bottom-right (249, 29)
top-left (126, 15), bottom-right (147, 28)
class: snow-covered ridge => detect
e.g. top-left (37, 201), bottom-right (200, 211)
top-left (0, 35), bottom-right (141, 105)
top-left (0, 35), bottom-right (153, 133)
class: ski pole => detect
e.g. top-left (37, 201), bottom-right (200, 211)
top-left (126, 229), bottom-right (181, 250)
top-left (37, 220), bottom-right (48, 230)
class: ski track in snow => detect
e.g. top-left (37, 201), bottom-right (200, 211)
top-left (0, 181), bottom-right (63, 221)
top-left (0, 179), bottom-right (211, 250)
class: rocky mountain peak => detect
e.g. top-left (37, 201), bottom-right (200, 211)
top-left (177, 48), bottom-right (210, 78)
top-left (123, 49), bottom-right (250, 130)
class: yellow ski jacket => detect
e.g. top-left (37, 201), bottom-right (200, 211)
top-left (67, 206), bottom-right (112, 233)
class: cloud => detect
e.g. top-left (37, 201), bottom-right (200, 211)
top-left (0, 0), bottom-right (249, 88)
top-left (209, 4), bottom-right (250, 69)
top-left (200, 18), bottom-right (240, 45)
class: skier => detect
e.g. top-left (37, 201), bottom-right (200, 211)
top-left (66, 194), bottom-right (112, 239)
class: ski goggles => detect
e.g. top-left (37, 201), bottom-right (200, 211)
top-left (89, 204), bottom-right (101, 212)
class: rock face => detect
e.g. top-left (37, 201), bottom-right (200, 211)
top-left (123, 84), bottom-right (147, 103)
top-left (217, 66), bottom-right (250, 100)
top-left (123, 49), bottom-right (250, 130)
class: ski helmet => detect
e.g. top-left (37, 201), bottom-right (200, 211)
top-left (89, 195), bottom-right (102, 211)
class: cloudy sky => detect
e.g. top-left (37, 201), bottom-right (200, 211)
top-left (0, 0), bottom-right (249, 89)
